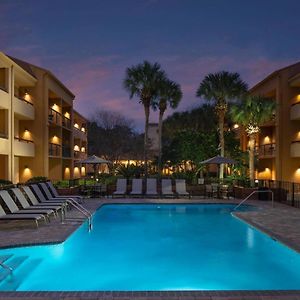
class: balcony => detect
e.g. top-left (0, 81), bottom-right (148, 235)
top-left (14, 96), bottom-right (34, 120)
top-left (14, 137), bottom-right (35, 157)
top-left (0, 87), bottom-right (9, 109)
top-left (291, 102), bottom-right (300, 120)
top-left (74, 151), bottom-right (86, 160)
top-left (255, 143), bottom-right (276, 158)
top-left (73, 127), bottom-right (87, 140)
top-left (62, 146), bottom-right (71, 158)
top-left (62, 116), bottom-right (71, 129)
top-left (48, 108), bottom-right (61, 126)
top-left (291, 141), bottom-right (300, 157)
top-left (49, 143), bottom-right (61, 157)
top-left (0, 133), bottom-right (9, 155)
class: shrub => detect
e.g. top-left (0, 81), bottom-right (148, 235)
top-left (0, 179), bottom-right (13, 186)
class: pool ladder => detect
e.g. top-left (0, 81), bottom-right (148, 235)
top-left (233, 189), bottom-right (274, 211)
top-left (64, 199), bottom-right (93, 231)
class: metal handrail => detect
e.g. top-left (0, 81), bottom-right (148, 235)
top-left (65, 199), bottom-right (93, 231)
top-left (233, 189), bottom-right (274, 211)
top-left (0, 262), bottom-right (13, 273)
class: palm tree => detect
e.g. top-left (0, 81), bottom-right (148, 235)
top-left (230, 95), bottom-right (275, 185)
top-left (123, 61), bottom-right (166, 177)
top-left (156, 79), bottom-right (182, 175)
top-left (196, 71), bottom-right (248, 179)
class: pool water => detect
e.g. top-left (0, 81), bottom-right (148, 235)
top-left (0, 204), bottom-right (300, 291)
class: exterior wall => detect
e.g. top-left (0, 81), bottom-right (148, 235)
top-left (0, 52), bottom-right (88, 183)
top-left (245, 62), bottom-right (300, 183)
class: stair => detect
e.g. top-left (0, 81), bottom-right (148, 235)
top-left (0, 256), bottom-right (28, 282)
top-left (0, 258), bottom-right (43, 291)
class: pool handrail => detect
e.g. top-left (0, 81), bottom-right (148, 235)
top-left (234, 189), bottom-right (274, 211)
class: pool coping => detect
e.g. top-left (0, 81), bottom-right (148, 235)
top-left (1, 198), bottom-right (300, 299)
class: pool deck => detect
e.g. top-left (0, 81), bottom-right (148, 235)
top-left (1, 197), bottom-right (300, 299)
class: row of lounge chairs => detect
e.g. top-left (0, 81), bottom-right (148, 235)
top-left (0, 181), bottom-right (83, 228)
top-left (113, 178), bottom-right (190, 198)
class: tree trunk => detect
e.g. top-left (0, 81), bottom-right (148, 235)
top-left (248, 134), bottom-right (255, 187)
top-left (218, 111), bottom-right (225, 180)
top-left (144, 104), bottom-right (150, 178)
top-left (158, 109), bottom-right (164, 177)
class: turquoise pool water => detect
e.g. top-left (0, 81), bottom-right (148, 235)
top-left (0, 203), bottom-right (300, 291)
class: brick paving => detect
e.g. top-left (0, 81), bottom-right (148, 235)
top-left (0, 197), bottom-right (300, 299)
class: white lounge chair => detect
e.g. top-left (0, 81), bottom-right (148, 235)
top-left (0, 190), bottom-right (47, 224)
top-left (130, 179), bottom-right (143, 197)
top-left (11, 188), bottom-right (59, 218)
top-left (146, 179), bottom-right (158, 197)
top-left (46, 181), bottom-right (83, 202)
top-left (113, 179), bottom-right (127, 198)
top-left (0, 203), bottom-right (44, 228)
top-left (161, 179), bottom-right (175, 198)
top-left (175, 179), bottom-right (190, 198)
top-left (40, 182), bottom-right (82, 203)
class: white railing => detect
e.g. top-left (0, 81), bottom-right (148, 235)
top-left (233, 190), bottom-right (274, 211)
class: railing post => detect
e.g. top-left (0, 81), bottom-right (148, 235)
top-left (292, 182), bottom-right (295, 207)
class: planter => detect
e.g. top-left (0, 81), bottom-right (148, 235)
top-left (56, 186), bottom-right (80, 196)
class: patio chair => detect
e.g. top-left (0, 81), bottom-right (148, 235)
top-left (38, 183), bottom-right (80, 203)
top-left (0, 203), bottom-right (45, 228)
top-left (46, 181), bottom-right (83, 202)
top-left (145, 179), bottom-right (158, 197)
top-left (161, 179), bottom-right (175, 198)
top-left (0, 190), bottom-right (47, 224)
top-left (130, 179), bottom-right (143, 197)
top-left (30, 184), bottom-right (70, 206)
top-left (11, 188), bottom-right (59, 218)
top-left (22, 186), bottom-right (66, 211)
top-left (113, 179), bottom-right (127, 198)
top-left (175, 179), bottom-right (190, 198)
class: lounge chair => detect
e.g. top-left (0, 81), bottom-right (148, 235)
top-left (130, 179), bottom-right (143, 197)
top-left (145, 178), bottom-right (158, 197)
top-left (113, 179), bottom-right (127, 198)
top-left (175, 179), bottom-right (190, 198)
top-left (11, 188), bottom-right (59, 218)
top-left (22, 186), bottom-right (66, 210)
top-left (30, 184), bottom-right (69, 206)
top-left (161, 179), bottom-right (175, 198)
top-left (0, 203), bottom-right (45, 228)
top-left (0, 190), bottom-right (47, 224)
top-left (46, 181), bottom-right (83, 201)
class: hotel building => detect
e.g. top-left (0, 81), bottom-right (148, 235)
top-left (0, 52), bottom-right (87, 183)
top-left (239, 62), bottom-right (300, 183)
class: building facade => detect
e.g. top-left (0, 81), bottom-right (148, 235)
top-left (0, 52), bottom-right (87, 183)
top-left (239, 62), bottom-right (300, 183)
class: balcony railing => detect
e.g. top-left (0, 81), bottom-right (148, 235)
top-left (0, 132), bottom-right (8, 139)
top-left (48, 108), bottom-right (61, 125)
top-left (0, 85), bottom-right (7, 93)
top-left (62, 116), bottom-right (71, 129)
top-left (14, 136), bottom-right (34, 143)
top-left (14, 95), bottom-right (33, 106)
top-left (255, 143), bottom-right (276, 157)
top-left (49, 143), bottom-right (61, 157)
top-left (62, 146), bottom-right (71, 158)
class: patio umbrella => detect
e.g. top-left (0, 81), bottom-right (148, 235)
top-left (200, 155), bottom-right (236, 178)
top-left (79, 155), bottom-right (112, 181)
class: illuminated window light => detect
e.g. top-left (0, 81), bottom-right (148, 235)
top-left (233, 124), bottom-right (239, 129)
top-left (74, 123), bottom-right (79, 129)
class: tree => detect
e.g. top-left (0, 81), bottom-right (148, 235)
top-left (88, 110), bottom-right (143, 162)
top-left (196, 71), bottom-right (248, 179)
top-left (123, 61), bottom-right (166, 177)
top-left (230, 95), bottom-right (275, 185)
top-left (156, 79), bottom-right (182, 176)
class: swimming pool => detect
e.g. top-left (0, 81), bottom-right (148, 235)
top-left (0, 203), bottom-right (299, 291)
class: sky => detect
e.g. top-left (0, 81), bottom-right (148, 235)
top-left (1, 0), bottom-right (300, 130)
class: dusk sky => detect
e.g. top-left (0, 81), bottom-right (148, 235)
top-left (1, 0), bottom-right (300, 130)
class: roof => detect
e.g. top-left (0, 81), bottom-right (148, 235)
top-left (7, 55), bottom-right (75, 98)
top-left (73, 109), bottom-right (88, 122)
top-left (250, 60), bottom-right (300, 92)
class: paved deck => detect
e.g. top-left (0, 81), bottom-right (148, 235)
top-left (0, 197), bottom-right (300, 299)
